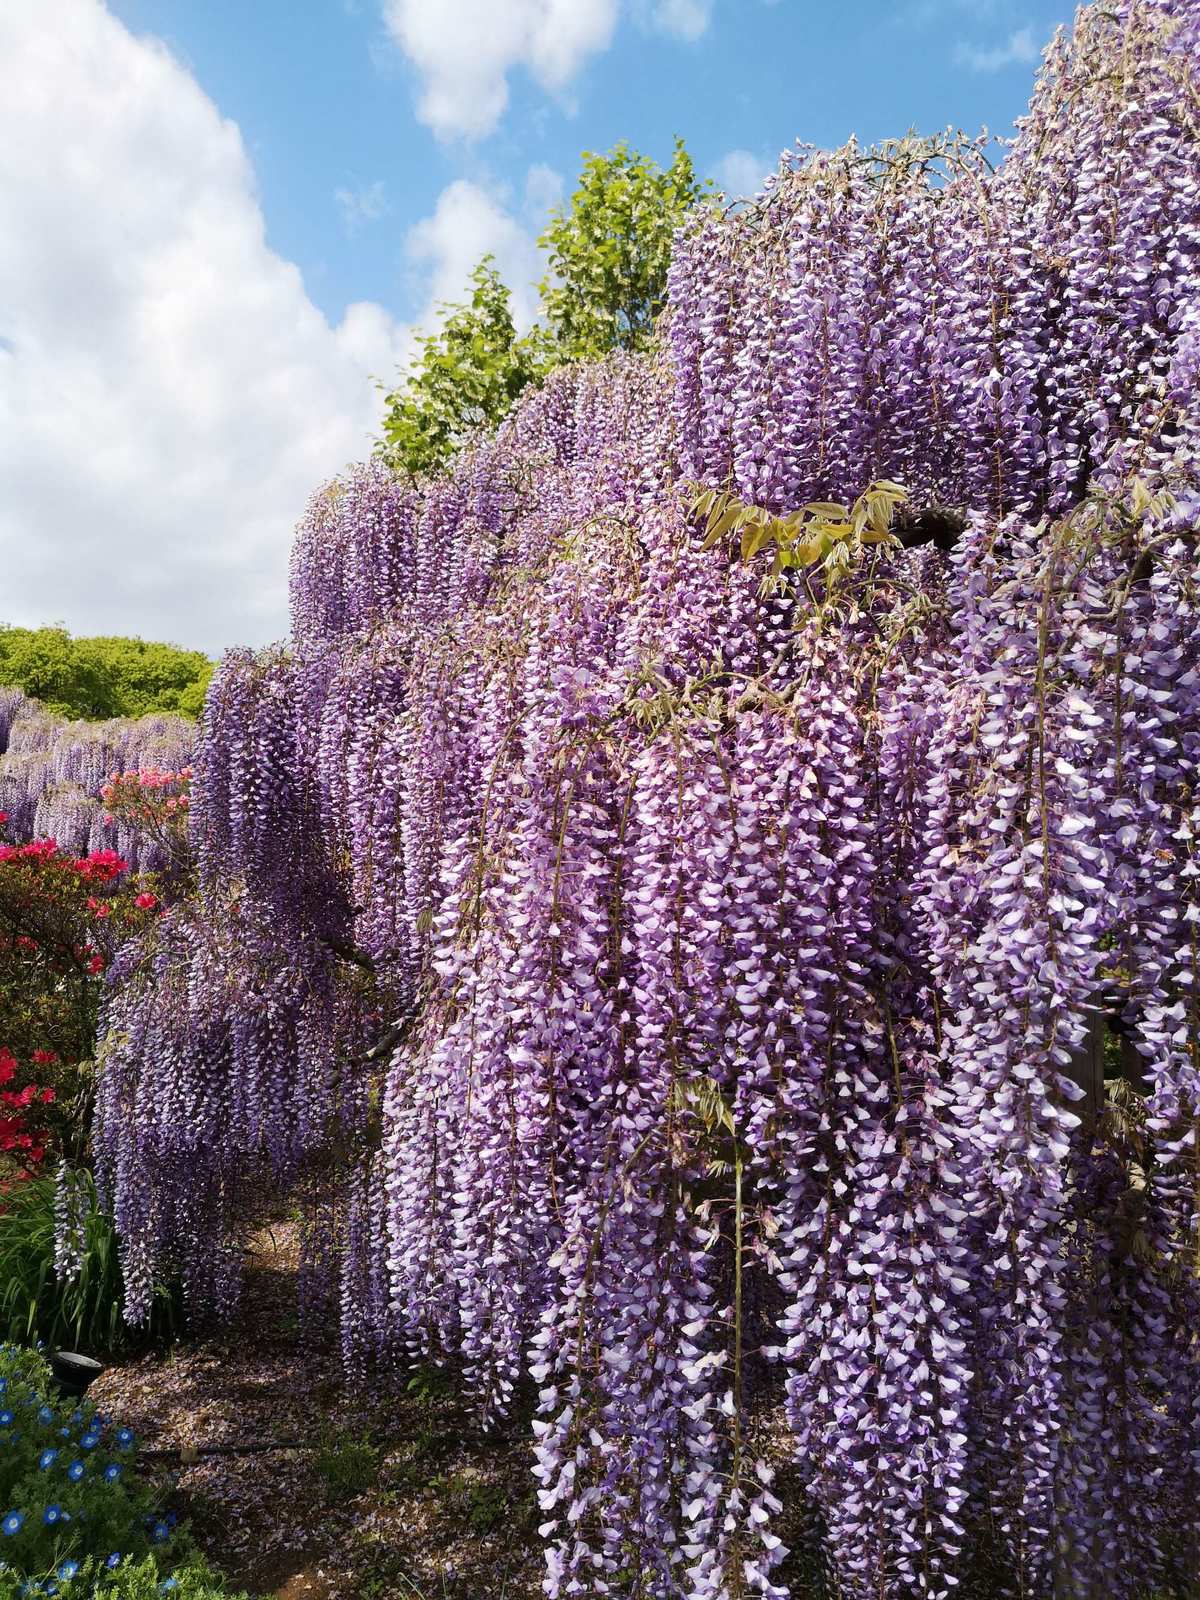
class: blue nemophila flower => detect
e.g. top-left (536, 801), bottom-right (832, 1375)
top-left (79, 1433), bottom-right (99, 1451)
top-left (150, 1520), bottom-right (170, 1544)
top-left (103, 1463), bottom-right (122, 1483)
top-left (105, 1553), bottom-right (122, 1570)
top-left (36, 1406), bottom-right (53, 1426)
top-left (1, 1511), bottom-right (23, 1536)
top-left (56, 1562), bottom-right (79, 1582)
top-left (66, 1460), bottom-right (84, 1482)
top-left (58, 1428), bottom-right (70, 1439)
top-left (115, 1427), bottom-right (135, 1448)
top-left (38, 1448), bottom-right (58, 1470)
top-left (0, 1412), bottom-right (13, 1427)
top-left (160, 1582), bottom-right (179, 1594)
top-left (69, 1412), bottom-right (81, 1424)
top-left (43, 1503), bottom-right (62, 1526)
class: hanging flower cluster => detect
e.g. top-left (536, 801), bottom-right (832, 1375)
top-left (667, 0), bottom-right (1200, 522)
top-left (99, 1), bottom-right (1200, 1595)
top-left (96, 647), bottom-right (385, 1323)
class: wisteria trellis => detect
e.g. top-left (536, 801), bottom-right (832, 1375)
top-left (97, 2), bottom-right (1200, 1595)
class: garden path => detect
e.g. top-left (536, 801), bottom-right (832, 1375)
top-left (88, 1222), bottom-right (541, 1600)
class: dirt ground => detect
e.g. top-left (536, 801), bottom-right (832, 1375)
top-left (89, 1223), bottom-right (543, 1600)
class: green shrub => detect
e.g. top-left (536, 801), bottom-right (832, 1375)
top-left (0, 1174), bottom-right (181, 1353)
top-left (0, 1344), bottom-right (186, 1590)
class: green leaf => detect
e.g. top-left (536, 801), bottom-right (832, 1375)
top-left (742, 523), bottom-right (774, 559)
top-left (702, 502), bottom-right (742, 548)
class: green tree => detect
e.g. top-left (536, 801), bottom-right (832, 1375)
top-left (0, 628), bottom-right (114, 718)
top-left (379, 258), bottom-right (543, 480)
top-left (83, 633), bottom-right (214, 717)
top-left (536, 138), bottom-right (706, 363)
top-left (0, 626), bottom-right (213, 721)
top-left (378, 141), bottom-right (708, 479)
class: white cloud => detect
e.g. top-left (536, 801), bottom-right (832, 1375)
top-left (645, 0), bottom-right (714, 40)
top-left (406, 178), bottom-right (544, 331)
top-left (381, 0), bottom-right (620, 140)
top-left (380, 0), bottom-right (717, 140)
top-left (712, 148), bottom-right (772, 199)
top-left (523, 162), bottom-right (565, 225)
top-left (336, 299), bottom-right (410, 376)
top-left (955, 24), bottom-right (1040, 70)
top-left (335, 178), bottom-right (391, 233)
top-left (0, 0), bottom-right (416, 655)
top-left (0, 2), bottom-right (557, 654)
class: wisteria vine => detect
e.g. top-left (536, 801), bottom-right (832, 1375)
top-left (98, 2), bottom-right (1200, 1595)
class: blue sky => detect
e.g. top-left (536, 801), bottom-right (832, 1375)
top-left (106, 0), bottom-right (1072, 331)
top-left (1, 0), bottom-right (1072, 654)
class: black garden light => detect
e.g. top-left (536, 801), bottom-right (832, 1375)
top-left (50, 1350), bottom-right (104, 1399)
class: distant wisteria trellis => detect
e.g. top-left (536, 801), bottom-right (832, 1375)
top-left (97, 1), bottom-right (1200, 1595)
top-left (0, 686), bottom-right (193, 876)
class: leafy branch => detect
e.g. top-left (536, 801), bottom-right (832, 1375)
top-left (686, 479), bottom-right (909, 580)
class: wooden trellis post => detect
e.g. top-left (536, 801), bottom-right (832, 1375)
top-left (1064, 1000), bottom-right (1109, 1127)
top-left (1063, 987), bottom-right (1156, 1124)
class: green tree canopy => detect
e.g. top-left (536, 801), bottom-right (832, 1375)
top-left (0, 626), bottom-right (213, 720)
top-left (536, 138), bottom-right (705, 363)
top-left (379, 258), bottom-right (542, 481)
top-left (378, 140), bottom-right (708, 479)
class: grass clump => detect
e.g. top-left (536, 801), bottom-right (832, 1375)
top-left (0, 1172), bottom-right (181, 1353)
